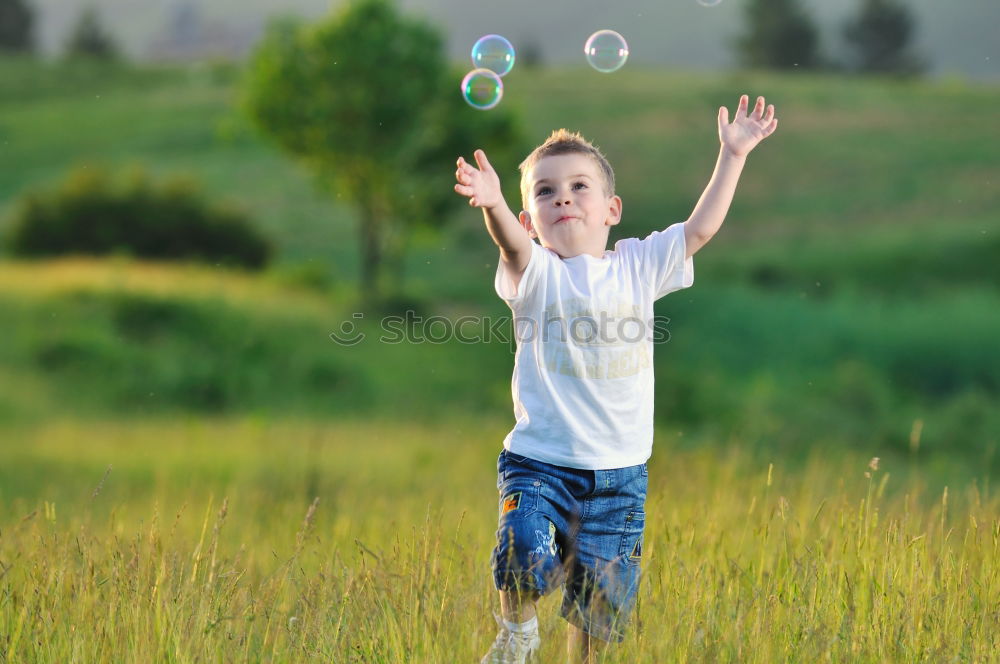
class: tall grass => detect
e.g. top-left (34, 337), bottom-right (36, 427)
top-left (1, 418), bottom-right (997, 662)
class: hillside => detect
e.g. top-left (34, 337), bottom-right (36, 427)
top-left (1, 59), bottom-right (998, 474)
top-left (1, 254), bottom-right (998, 475)
top-left (1, 58), bottom-right (997, 297)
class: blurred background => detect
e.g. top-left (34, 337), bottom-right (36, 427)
top-left (21, 0), bottom-right (1000, 80)
top-left (1, 0), bottom-right (998, 477)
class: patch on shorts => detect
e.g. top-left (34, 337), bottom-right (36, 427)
top-left (629, 537), bottom-right (642, 560)
top-left (530, 520), bottom-right (558, 560)
top-left (501, 491), bottom-right (522, 515)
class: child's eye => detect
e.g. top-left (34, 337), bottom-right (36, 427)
top-left (573, 182), bottom-right (587, 190)
top-left (536, 186), bottom-right (552, 196)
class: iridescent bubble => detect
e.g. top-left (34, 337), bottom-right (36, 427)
top-left (471, 34), bottom-right (516, 77)
top-left (696, 0), bottom-right (723, 6)
top-left (461, 68), bottom-right (503, 110)
top-left (584, 30), bottom-right (629, 73)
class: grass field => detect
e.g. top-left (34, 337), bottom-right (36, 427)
top-left (1, 55), bottom-right (999, 661)
top-left (2, 256), bottom-right (997, 474)
top-left (2, 418), bottom-right (998, 662)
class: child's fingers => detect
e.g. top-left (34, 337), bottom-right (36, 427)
top-left (718, 105), bottom-right (729, 127)
top-left (473, 149), bottom-right (493, 173)
top-left (765, 117), bottom-right (778, 135)
top-left (455, 183), bottom-right (474, 197)
top-left (735, 94), bottom-right (749, 119)
top-left (752, 96), bottom-right (765, 120)
top-left (458, 155), bottom-right (479, 174)
top-left (762, 104), bottom-right (775, 125)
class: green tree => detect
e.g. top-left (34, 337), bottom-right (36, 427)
top-left (5, 165), bottom-right (271, 269)
top-left (737, 0), bottom-right (821, 70)
top-left (0, 0), bottom-right (34, 53)
top-left (844, 0), bottom-right (924, 75)
top-left (244, 0), bottom-right (525, 307)
top-left (65, 7), bottom-right (119, 60)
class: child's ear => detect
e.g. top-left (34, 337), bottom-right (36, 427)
top-left (519, 210), bottom-right (537, 238)
top-left (607, 195), bottom-right (623, 227)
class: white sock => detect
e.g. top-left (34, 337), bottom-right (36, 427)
top-left (503, 616), bottom-right (538, 634)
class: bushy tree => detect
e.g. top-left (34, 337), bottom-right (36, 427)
top-left (65, 7), bottom-right (119, 60)
top-left (0, 0), bottom-right (34, 53)
top-left (5, 165), bottom-right (271, 269)
top-left (244, 0), bottom-right (526, 306)
top-left (737, 0), bottom-right (821, 70)
top-left (844, 0), bottom-right (924, 75)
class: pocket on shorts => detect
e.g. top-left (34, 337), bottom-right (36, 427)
top-left (500, 450), bottom-right (538, 485)
top-left (619, 509), bottom-right (645, 565)
top-left (503, 449), bottom-right (532, 465)
top-left (498, 479), bottom-right (541, 519)
top-left (497, 451), bottom-right (506, 491)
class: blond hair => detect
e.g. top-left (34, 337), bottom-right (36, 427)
top-left (518, 129), bottom-right (616, 209)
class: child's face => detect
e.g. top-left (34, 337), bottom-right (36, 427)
top-left (520, 153), bottom-right (621, 257)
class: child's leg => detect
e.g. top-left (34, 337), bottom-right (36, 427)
top-left (483, 451), bottom-right (571, 662)
top-left (567, 623), bottom-right (606, 664)
top-left (499, 588), bottom-right (541, 622)
top-left (559, 462), bottom-right (647, 650)
top-left (490, 450), bottom-right (573, 626)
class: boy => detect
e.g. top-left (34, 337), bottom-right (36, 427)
top-left (454, 94), bottom-right (778, 663)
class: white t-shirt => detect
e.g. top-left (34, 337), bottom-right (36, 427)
top-left (494, 222), bottom-right (694, 470)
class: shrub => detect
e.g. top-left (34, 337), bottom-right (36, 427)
top-left (64, 7), bottom-right (119, 61)
top-left (5, 164), bottom-right (272, 269)
top-left (21, 291), bottom-right (371, 415)
top-left (0, 0), bottom-right (34, 53)
top-left (843, 0), bottom-right (925, 75)
top-left (736, 0), bottom-right (822, 70)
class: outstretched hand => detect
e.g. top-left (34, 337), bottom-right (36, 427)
top-left (454, 149), bottom-right (504, 209)
top-left (718, 94), bottom-right (778, 158)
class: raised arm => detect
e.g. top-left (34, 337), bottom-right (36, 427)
top-left (455, 149), bottom-right (533, 276)
top-left (684, 94), bottom-right (778, 259)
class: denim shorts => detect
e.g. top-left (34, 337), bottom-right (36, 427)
top-left (490, 449), bottom-right (648, 642)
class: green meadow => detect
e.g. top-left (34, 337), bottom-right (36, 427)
top-left (1, 56), bottom-right (999, 661)
top-left (2, 420), bottom-right (997, 662)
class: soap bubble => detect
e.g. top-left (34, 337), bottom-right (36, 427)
top-left (461, 68), bottom-right (503, 110)
top-left (471, 34), bottom-right (516, 77)
top-left (584, 30), bottom-right (629, 73)
top-left (696, 0), bottom-right (723, 6)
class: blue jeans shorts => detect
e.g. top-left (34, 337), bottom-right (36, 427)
top-left (490, 449), bottom-right (648, 642)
